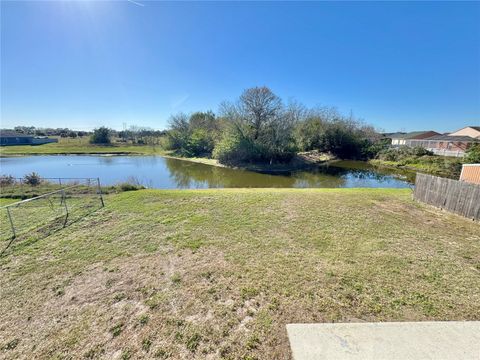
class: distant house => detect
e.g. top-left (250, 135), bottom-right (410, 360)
top-left (404, 125), bottom-right (480, 157)
top-left (449, 126), bottom-right (480, 139)
top-left (383, 132), bottom-right (405, 143)
top-left (406, 134), bottom-right (477, 156)
top-left (0, 131), bottom-right (58, 146)
top-left (389, 131), bottom-right (440, 146)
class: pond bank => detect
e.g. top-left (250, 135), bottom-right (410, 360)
top-left (165, 150), bottom-right (337, 174)
top-left (0, 151), bottom-right (145, 157)
top-left (369, 158), bottom-right (460, 179)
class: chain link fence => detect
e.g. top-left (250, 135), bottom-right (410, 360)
top-left (0, 178), bottom-right (104, 254)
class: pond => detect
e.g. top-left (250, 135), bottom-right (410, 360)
top-left (0, 155), bottom-right (413, 189)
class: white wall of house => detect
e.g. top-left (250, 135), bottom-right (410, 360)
top-left (391, 139), bottom-right (406, 145)
top-left (449, 127), bottom-right (480, 139)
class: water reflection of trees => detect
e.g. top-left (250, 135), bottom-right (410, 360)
top-left (97, 156), bottom-right (161, 168)
top-left (164, 158), bottom-right (296, 188)
top-left (291, 170), bottom-right (346, 188)
top-left (327, 161), bottom-right (415, 183)
top-left (163, 158), bottom-right (411, 189)
top-left (278, 163), bottom-right (411, 188)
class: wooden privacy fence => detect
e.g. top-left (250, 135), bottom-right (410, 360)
top-left (414, 173), bottom-right (480, 220)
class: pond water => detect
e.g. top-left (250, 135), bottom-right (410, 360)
top-left (0, 155), bottom-right (413, 189)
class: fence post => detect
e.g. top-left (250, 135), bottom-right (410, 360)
top-left (97, 178), bottom-right (105, 207)
top-left (6, 207), bottom-right (16, 239)
top-left (62, 189), bottom-right (69, 227)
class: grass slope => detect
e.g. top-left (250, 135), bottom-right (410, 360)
top-left (370, 157), bottom-right (462, 179)
top-left (0, 137), bottom-right (166, 156)
top-left (0, 189), bottom-right (479, 359)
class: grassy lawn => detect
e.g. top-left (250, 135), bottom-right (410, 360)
top-left (0, 198), bottom-right (18, 206)
top-left (0, 137), bottom-right (166, 156)
top-left (0, 189), bottom-right (479, 359)
top-left (370, 157), bottom-right (462, 179)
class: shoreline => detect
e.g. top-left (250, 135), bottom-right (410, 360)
top-left (1, 148), bottom-right (338, 174)
top-left (368, 159), bottom-right (457, 179)
top-left (163, 153), bottom-right (338, 174)
top-left (0, 151), bottom-right (145, 157)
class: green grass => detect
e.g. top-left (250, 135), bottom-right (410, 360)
top-left (0, 189), bottom-right (479, 359)
top-left (0, 198), bottom-right (18, 206)
top-left (0, 137), bottom-right (167, 156)
top-left (370, 156), bottom-right (463, 179)
top-left (0, 181), bottom-right (142, 201)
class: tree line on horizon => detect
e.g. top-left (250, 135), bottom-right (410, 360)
top-left (5, 126), bottom-right (90, 138)
top-left (3, 125), bottom-right (167, 146)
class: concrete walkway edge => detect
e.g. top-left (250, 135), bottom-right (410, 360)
top-left (287, 321), bottom-right (480, 360)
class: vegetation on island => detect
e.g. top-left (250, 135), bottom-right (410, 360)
top-left (1, 189), bottom-right (479, 358)
top-left (164, 87), bottom-right (386, 166)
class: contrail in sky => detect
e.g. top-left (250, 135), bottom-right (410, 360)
top-left (126, 0), bottom-right (145, 7)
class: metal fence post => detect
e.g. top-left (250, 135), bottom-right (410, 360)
top-left (62, 189), bottom-right (69, 227)
top-left (97, 178), bottom-right (105, 207)
top-left (6, 207), bottom-right (16, 239)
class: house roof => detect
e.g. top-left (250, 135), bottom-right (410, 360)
top-left (449, 126), bottom-right (480, 134)
top-left (384, 132), bottom-right (407, 139)
top-left (0, 131), bottom-right (33, 138)
top-left (400, 131), bottom-right (440, 140)
top-left (456, 126), bottom-right (480, 132)
top-left (421, 134), bottom-right (478, 142)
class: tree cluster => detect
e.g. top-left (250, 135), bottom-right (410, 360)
top-left (165, 87), bottom-right (385, 165)
top-left (464, 143), bottom-right (480, 163)
top-left (90, 127), bottom-right (112, 144)
top-left (8, 126), bottom-right (90, 138)
top-left (118, 126), bottom-right (166, 145)
top-left (164, 111), bottom-right (223, 157)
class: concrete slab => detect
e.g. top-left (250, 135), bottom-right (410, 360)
top-left (287, 321), bottom-right (480, 360)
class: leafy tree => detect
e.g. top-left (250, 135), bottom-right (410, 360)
top-left (293, 107), bottom-right (383, 159)
top-left (464, 143), bottom-right (480, 163)
top-left (187, 128), bottom-right (216, 155)
top-left (23, 172), bottom-right (42, 186)
top-left (216, 87), bottom-right (297, 164)
top-left (213, 128), bottom-right (259, 164)
top-left (294, 116), bottom-right (328, 151)
top-left (90, 127), bottom-right (112, 144)
top-left (0, 175), bottom-right (15, 186)
top-left (165, 112), bottom-right (221, 156)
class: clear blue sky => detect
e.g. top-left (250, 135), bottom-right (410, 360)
top-left (1, 1), bottom-right (479, 132)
